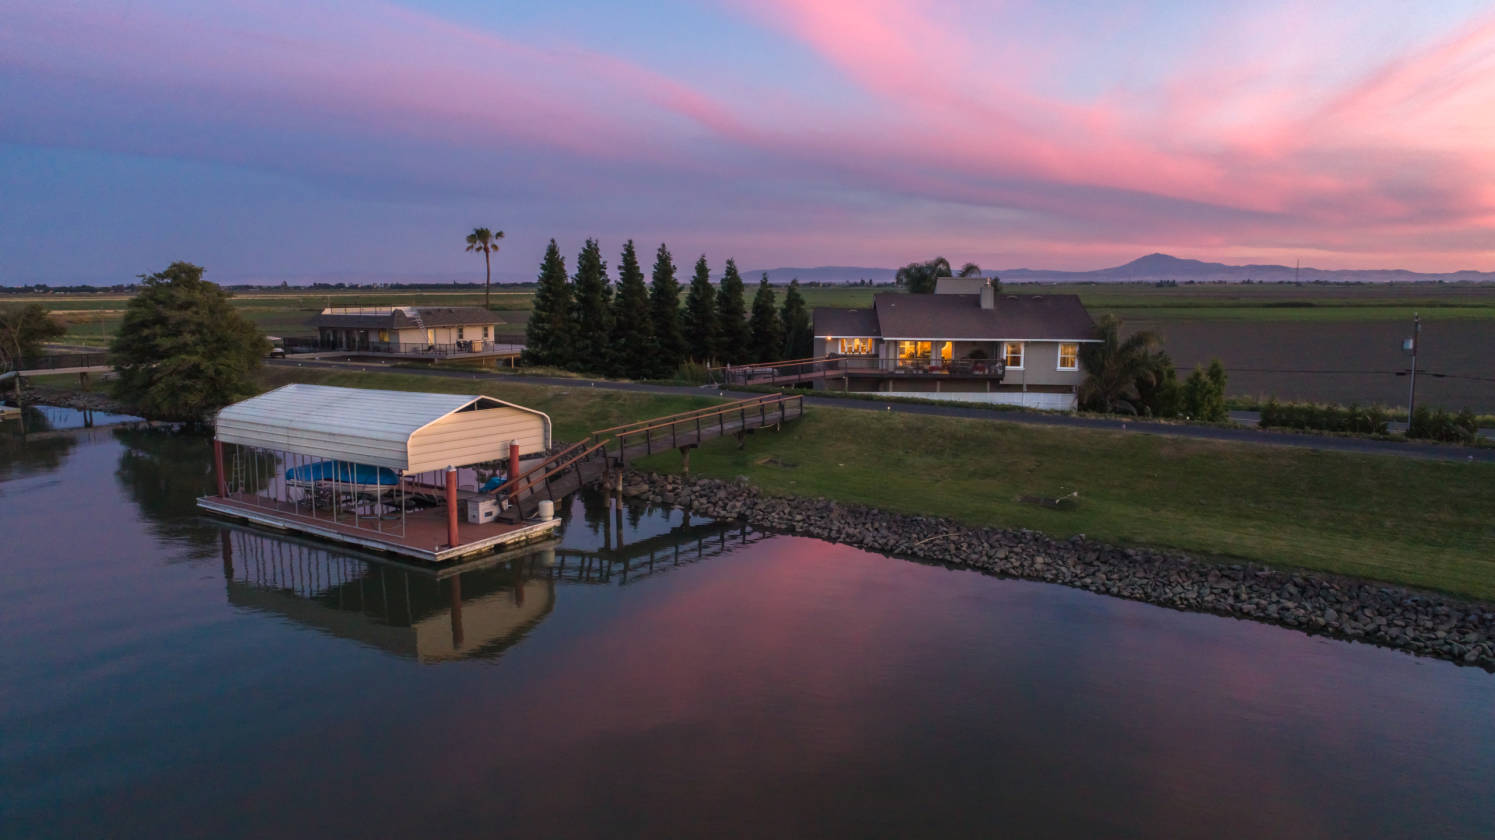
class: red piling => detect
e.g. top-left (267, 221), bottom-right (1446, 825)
top-left (446, 466), bottom-right (459, 548)
top-left (213, 439), bottom-right (227, 497)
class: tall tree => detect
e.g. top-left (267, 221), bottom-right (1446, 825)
top-left (464, 227), bottom-right (504, 308)
top-left (110, 262), bottom-right (268, 423)
top-left (523, 239), bottom-right (572, 368)
top-left (569, 238), bottom-right (612, 373)
top-left (748, 274), bottom-right (784, 364)
top-left (895, 257), bottom-right (953, 293)
top-left (682, 255), bottom-right (718, 362)
top-left (779, 278), bottom-right (813, 359)
top-left (715, 259), bottom-right (751, 364)
top-left (957, 262), bottom-right (983, 277)
top-left (608, 240), bottom-right (656, 378)
top-left (648, 243), bottom-right (686, 377)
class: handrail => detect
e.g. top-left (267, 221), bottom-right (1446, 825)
top-left (615, 394), bottom-right (800, 441)
top-left (708, 355), bottom-right (830, 373)
top-left (590, 394), bottom-right (782, 438)
top-left (496, 439), bottom-right (593, 498)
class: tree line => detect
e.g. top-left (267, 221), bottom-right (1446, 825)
top-left (524, 239), bottom-right (813, 379)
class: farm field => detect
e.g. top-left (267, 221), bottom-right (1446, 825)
top-left (14, 281), bottom-right (1494, 410)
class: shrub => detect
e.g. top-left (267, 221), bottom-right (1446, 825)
top-left (1406, 406), bottom-right (1478, 443)
top-left (1182, 359), bottom-right (1228, 422)
top-left (1259, 399), bottom-right (1389, 434)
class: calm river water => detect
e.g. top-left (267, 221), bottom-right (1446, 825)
top-left (3, 409), bottom-right (1494, 838)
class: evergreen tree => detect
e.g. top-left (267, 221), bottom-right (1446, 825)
top-left (779, 278), bottom-right (813, 359)
top-left (569, 238), bottom-right (612, 373)
top-left (523, 239), bottom-right (572, 367)
top-left (648, 243), bottom-right (686, 377)
top-left (748, 274), bottom-right (784, 363)
top-left (608, 240), bottom-right (656, 378)
top-left (682, 255), bottom-right (718, 362)
top-left (715, 258), bottom-right (751, 364)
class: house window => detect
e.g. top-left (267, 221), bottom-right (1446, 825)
top-left (838, 337), bottom-right (874, 355)
top-left (1003, 341), bottom-right (1024, 369)
top-left (377, 329), bottom-right (389, 342)
top-left (483, 325), bottom-right (491, 339)
top-left (897, 340), bottom-right (932, 361)
top-left (457, 326), bottom-right (465, 339)
top-left (1058, 342), bottom-right (1079, 370)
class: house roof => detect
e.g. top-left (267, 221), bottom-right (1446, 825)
top-left (875, 293), bottom-right (1097, 340)
top-left (812, 307), bottom-right (880, 337)
top-left (312, 306), bottom-right (503, 330)
top-left (214, 384), bottom-right (551, 473)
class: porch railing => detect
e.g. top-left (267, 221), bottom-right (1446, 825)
top-left (709, 355), bottom-right (1006, 386)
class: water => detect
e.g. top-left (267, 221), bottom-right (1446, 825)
top-left (3, 410), bottom-right (1493, 838)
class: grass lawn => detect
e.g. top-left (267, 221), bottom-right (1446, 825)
top-left (258, 366), bottom-right (1495, 601)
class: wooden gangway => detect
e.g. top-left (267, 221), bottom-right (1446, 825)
top-left (0, 352), bottom-right (113, 383)
top-left (495, 393), bottom-right (804, 522)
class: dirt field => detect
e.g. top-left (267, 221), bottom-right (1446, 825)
top-left (1131, 319), bottom-right (1495, 412)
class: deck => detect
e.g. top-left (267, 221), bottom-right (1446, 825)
top-left (198, 492), bottom-right (561, 563)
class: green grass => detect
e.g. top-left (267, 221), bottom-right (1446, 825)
top-left (259, 366), bottom-right (1495, 601)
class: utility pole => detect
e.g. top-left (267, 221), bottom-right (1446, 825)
top-left (1406, 312), bottom-right (1421, 424)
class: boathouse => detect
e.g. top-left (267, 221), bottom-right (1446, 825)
top-left (197, 384), bottom-right (562, 562)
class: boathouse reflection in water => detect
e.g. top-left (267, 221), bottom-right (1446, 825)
top-left (217, 493), bottom-right (763, 663)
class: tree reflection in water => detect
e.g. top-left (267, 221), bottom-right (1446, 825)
top-left (113, 427), bottom-right (268, 558)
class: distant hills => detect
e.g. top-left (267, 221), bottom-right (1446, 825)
top-left (751, 254), bottom-right (1495, 285)
top-left (10, 254), bottom-right (1493, 290)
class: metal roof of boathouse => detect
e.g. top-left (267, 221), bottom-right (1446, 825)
top-left (214, 384), bottom-right (552, 473)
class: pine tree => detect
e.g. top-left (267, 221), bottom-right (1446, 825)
top-left (682, 255), bottom-right (718, 362)
top-left (749, 274), bottom-right (784, 363)
top-left (608, 240), bottom-right (656, 378)
top-left (779, 277), bottom-right (813, 359)
top-left (715, 258), bottom-right (751, 364)
top-left (523, 239), bottom-right (572, 367)
top-left (648, 243), bottom-right (686, 377)
top-left (570, 238), bottom-right (612, 373)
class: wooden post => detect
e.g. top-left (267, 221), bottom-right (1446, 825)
top-left (446, 465), bottom-right (459, 548)
top-left (508, 439), bottom-right (520, 483)
top-left (213, 438), bottom-right (227, 497)
top-left (680, 446), bottom-right (691, 474)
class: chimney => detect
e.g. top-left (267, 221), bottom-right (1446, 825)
top-left (980, 278), bottom-right (995, 310)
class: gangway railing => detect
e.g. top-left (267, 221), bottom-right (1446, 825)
top-left (492, 393), bottom-right (805, 522)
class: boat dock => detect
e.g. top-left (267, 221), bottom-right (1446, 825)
top-left (198, 385), bottom-right (804, 563)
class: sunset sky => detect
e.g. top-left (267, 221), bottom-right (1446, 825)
top-left (3, 0), bottom-right (1494, 284)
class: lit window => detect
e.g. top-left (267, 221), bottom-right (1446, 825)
top-left (898, 340), bottom-right (932, 361)
top-left (838, 337), bottom-right (874, 355)
top-left (377, 329), bottom-right (389, 342)
top-left (1058, 342), bottom-right (1079, 370)
top-left (1003, 341), bottom-right (1024, 369)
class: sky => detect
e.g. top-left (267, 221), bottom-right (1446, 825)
top-left (2, 0), bottom-right (1494, 285)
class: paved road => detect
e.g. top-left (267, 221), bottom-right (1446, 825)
top-left (269, 358), bottom-right (1495, 464)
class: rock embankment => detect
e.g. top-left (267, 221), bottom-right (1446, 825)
top-left (621, 471), bottom-right (1495, 670)
top-left (6, 385), bottom-right (128, 414)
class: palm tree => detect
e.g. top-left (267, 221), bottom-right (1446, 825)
top-left (1077, 315), bottom-right (1164, 414)
top-left (465, 227), bottom-right (505, 307)
top-left (958, 262), bottom-right (983, 277)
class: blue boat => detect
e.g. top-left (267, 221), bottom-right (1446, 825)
top-left (284, 461), bottom-right (400, 489)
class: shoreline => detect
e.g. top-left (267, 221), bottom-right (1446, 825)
top-left (624, 471), bottom-right (1495, 671)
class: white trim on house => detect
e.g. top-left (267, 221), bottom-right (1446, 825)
top-left (875, 336), bottom-right (1102, 342)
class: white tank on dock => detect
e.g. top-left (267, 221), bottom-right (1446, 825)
top-left (537, 499), bottom-right (555, 519)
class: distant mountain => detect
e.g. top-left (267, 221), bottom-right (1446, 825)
top-left (991, 253), bottom-right (1495, 285)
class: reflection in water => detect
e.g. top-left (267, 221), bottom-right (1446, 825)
top-left (217, 490), bottom-right (757, 663)
top-left (112, 427), bottom-right (224, 554)
top-left (0, 406), bottom-right (73, 480)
